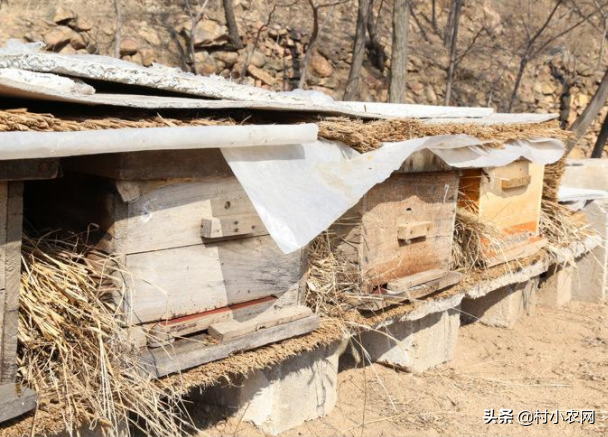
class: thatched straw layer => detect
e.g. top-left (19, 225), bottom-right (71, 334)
top-left (317, 117), bottom-right (571, 152)
top-left (0, 108), bottom-right (234, 132)
top-left (16, 232), bottom-right (188, 437)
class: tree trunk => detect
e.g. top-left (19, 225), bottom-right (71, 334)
top-left (568, 67), bottom-right (608, 151)
top-left (591, 111), bottom-right (608, 158)
top-left (222, 0), bottom-right (243, 49)
top-left (388, 0), bottom-right (409, 103)
top-left (444, 0), bottom-right (462, 105)
top-left (344, 0), bottom-right (371, 100)
top-left (113, 0), bottom-right (123, 58)
top-left (444, 0), bottom-right (456, 46)
top-left (366, 0), bottom-right (386, 72)
top-left (507, 56), bottom-right (528, 112)
top-left (298, 1), bottom-right (320, 89)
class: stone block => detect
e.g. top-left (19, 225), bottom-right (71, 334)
top-left (202, 342), bottom-right (341, 435)
top-left (360, 308), bottom-right (460, 373)
top-left (537, 264), bottom-right (573, 307)
top-left (461, 279), bottom-right (538, 328)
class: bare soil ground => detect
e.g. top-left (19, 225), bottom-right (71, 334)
top-left (194, 300), bottom-right (608, 437)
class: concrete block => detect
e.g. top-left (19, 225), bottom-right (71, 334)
top-left (537, 265), bottom-right (573, 307)
top-left (564, 159), bottom-right (608, 192)
top-left (203, 342), bottom-right (341, 435)
top-left (572, 200), bottom-right (608, 303)
top-left (359, 308), bottom-right (460, 373)
top-left (461, 280), bottom-right (538, 328)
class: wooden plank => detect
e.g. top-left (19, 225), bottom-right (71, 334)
top-left (208, 306), bottom-right (313, 341)
top-left (501, 175), bottom-right (531, 190)
top-left (0, 158), bottom-right (59, 181)
top-left (139, 314), bottom-right (319, 378)
top-left (0, 182), bottom-right (22, 383)
top-left (486, 237), bottom-right (548, 267)
top-left (352, 271), bottom-right (463, 312)
top-left (386, 269), bottom-right (446, 290)
top-left (124, 177), bottom-right (247, 254)
top-left (0, 183), bottom-right (7, 291)
top-left (210, 194), bottom-right (257, 217)
top-left (125, 235), bottom-right (302, 324)
top-left (147, 296), bottom-right (277, 348)
top-left (201, 214), bottom-right (267, 239)
top-left (62, 149), bottom-right (234, 180)
top-left (0, 383), bottom-right (37, 423)
top-left (397, 221), bottom-right (432, 243)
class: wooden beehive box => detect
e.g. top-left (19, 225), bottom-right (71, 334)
top-left (28, 149), bottom-right (317, 377)
top-left (330, 171), bottom-right (462, 310)
top-left (458, 159), bottom-right (546, 265)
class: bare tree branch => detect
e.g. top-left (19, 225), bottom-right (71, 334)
top-left (185, 0), bottom-right (211, 74)
top-left (300, 0), bottom-right (348, 89)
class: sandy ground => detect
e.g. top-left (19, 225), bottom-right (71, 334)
top-left (192, 300), bottom-right (608, 437)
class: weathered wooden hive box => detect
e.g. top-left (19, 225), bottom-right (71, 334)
top-left (458, 159), bottom-right (546, 265)
top-left (330, 171), bottom-right (462, 310)
top-left (28, 149), bottom-right (317, 377)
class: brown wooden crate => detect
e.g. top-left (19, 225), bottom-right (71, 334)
top-left (458, 160), bottom-right (545, 241)
top-left (330, 171), bottom-right (459, 291)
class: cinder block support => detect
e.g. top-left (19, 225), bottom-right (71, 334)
top-left (537, 264), bottom-right (574, 307)
top-left (461, 279), bottom-right (538, 328)
top-left (572, 200), bottom-right (608, 303)
top-left (202, 342), bottom-right (342, 435)
top-left (359, 308), bottom-right (460, 373)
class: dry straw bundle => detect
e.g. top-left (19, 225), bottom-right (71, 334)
top-left (18, 231), bottom-right (189, 436)
top-left (0, 108), bottom-right (234, 132)
top-left (540, 158), bottom-right (593, 260)
top-left (450, 208), bottom-right (502, 272)
top-left (317, 117), bottom-right (571, 153)
top-left (305, 231), bottom-right (360, 319)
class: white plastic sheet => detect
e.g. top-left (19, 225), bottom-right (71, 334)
top-left (0, 124), bottom-right (318, 160)
top-left (223, 136), bottom-right (565, 253)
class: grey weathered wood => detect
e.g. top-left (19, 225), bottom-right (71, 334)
top-left (125, 235), bottom-right (302, 324)
top-left (201, 214), bottom-right (267, 239)
top-left (0, 182), bottom-right (22, 383)
top-left (140, 314), bottom-right (319, 378)
top-left (350, 270), bottom-right (463, 312)
top-left (0, 159), bottom-right (59, 181)
top-left (0, 383), bottom-right (37, 423)
top-left (485, 238), bottom-right (548, 268)
top-left (62, 149), bottom-right (233, 181)
top-left (208, 306), bottom-right (312, 341)
top-left (146, 296), bottom-right (277, 348)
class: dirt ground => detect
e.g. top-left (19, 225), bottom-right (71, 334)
top-left (193, 300), bottom-right (608, 437)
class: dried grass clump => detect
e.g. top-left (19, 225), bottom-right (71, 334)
top-left (0, 108), bottom-right (234, 132)
top-left (539, 156), bottom-right (593, 260)
top-left (543, 158), bottom-right (566, 202)
top-left (451, 208), bottom-right (502, 272)
top-left (19, 231), bottom-right (189, 436)
top-left (317, 117), bottom-right (571, 153)
top-left (305, 232), bottom-right (360, 318)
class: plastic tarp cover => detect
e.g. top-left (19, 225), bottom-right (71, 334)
top-left (222, 136), bottom-right (565, 254)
